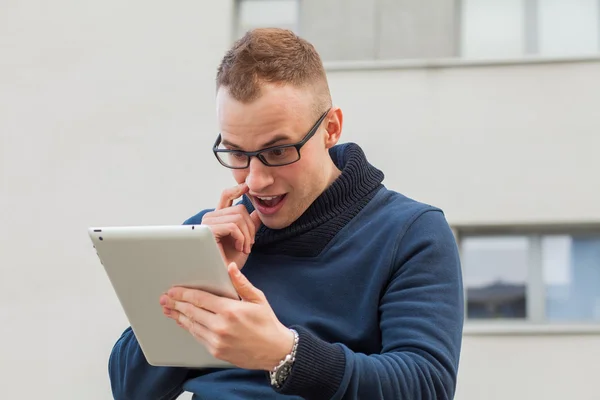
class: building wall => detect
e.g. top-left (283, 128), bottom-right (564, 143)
top-left (1, 1), bottom-right (598, 399)
top-left (457, 334), bottom-right (600, 400)
top-left (325, 59), bottom-right (600, 226)
top-left (0, 2), bottom-right (234, 399)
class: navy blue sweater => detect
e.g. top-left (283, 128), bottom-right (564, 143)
top-left (108, 143), bottom-right (464, 399)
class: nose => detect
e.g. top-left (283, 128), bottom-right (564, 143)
top-left (245, 157), bottom-right (275, 192)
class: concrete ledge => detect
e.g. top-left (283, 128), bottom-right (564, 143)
top-left (464, 323), bottom-right (600, 336)
top-left (324, 54), bottom-right (600, 72)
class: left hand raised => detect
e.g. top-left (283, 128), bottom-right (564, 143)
top-left (159, 263), bottom-right (295, 371)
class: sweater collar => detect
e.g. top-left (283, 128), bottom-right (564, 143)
top-left (241, 142), bottom-right (384, 257)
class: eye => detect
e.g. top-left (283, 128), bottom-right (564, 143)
top-left (267, 148), bottom-right (288, 158)
top-left (231, 152), bottom-right (246, 159)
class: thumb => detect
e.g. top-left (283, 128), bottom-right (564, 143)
top-left (228, 262), bottom-right (263, 303)
top-left (250, 210), bottom-right (262, 229)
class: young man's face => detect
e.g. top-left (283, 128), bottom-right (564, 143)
top-left (215, 84), bottom-right (342, 229)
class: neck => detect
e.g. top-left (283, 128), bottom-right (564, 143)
top-left (323, 156), bottom-right (342, 190)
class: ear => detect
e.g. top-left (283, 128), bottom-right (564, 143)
top-left (324, 107), bottom-right (343, 149)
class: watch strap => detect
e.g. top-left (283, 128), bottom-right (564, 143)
top-left (269, 328), bottom-right (299, 388)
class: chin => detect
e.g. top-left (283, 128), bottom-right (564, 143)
top-left (260, 216), bottom-right (293, 230)
top-left (252, 197), bottom-right (300, 230)
top-left (259, 208), bottom-right (299, 230)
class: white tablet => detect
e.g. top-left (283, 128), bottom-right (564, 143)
top-left (88, 224), bottom-right (238, 368)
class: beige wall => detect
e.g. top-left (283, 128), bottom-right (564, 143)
top-left (457, 334), bottom-right (600, 400)
top-left (1, 1), bottom-right (599, 399)
top-left (325, 59), bottom-right (600, 226)
top-left (0, 1), bottom-right (234, 399)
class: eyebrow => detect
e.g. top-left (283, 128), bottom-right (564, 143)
top-left (221, 134), bottom-right (292, 150)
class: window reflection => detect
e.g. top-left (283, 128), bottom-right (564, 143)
top-left (543, 235), bottom-right (600, 321)
top-left (462, 236), bottom-right (529, 319)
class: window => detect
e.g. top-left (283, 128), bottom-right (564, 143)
top-left (235, 0), bottom-right (299, 38)
top-left (460, 231), bottom-right (600, 323)
top-left (543, 235), bottom-right (600, 321)
top-left (460, 0), bottom-right (526, 59)
top-left (460, 0), bottom-right (600, 58)
top-left (462, 236), bottom-right (529, 319)
top-left (538, 0), bottom-right (600, 56)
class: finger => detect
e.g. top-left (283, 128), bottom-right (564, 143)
top-left (168, 286), bottom-right (229, 314)
top-left (163, 306), bottom-right (182, 321)
top-left (228, 262), bottom-right (264, 303)
top-left (202, 205), bottom-right (257, 250)
top-left (226, 223), bottom-right (247, 253)
top-left (160, 295), bottom-right (179, 320)
top-left (236, 205), bottom-right (256, 253)
top-left (250, 210), bottom-right (262, 232)
top-left (178, 313), bottom-right (214, 348)
top-left (216, 182), bottom-right (248, 210)
top-left (202, 205), bottom-right (249, 219)
top-left (160, 293), bottom-right (174, 308)
top-left (207, 222), bottom-right (246, 253)
top-left (172, 300), bottom-right (218, 329)
top-left (203, 211), bottom-right (253, 254)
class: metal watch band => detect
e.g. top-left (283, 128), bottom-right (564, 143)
top-left (270, 328), bottom-right (299, 388)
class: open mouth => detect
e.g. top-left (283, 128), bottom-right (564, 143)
top-left (256, 195), bottom-right (285, 207)
top-left (252, 194), bottom-right (287, 215)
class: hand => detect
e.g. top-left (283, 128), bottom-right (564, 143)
top-left (160, 262), bottom-right (295, 371)
top-left (201, 183), bottom-right (261, 269)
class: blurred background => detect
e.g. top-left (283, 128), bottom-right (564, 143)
top-left (1, 1), bottom-right (599, 399)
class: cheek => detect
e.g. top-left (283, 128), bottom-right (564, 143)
top-left (232, 170), bottom-right (248, 184)
top-left (283, 161), bottom-right (314, 192)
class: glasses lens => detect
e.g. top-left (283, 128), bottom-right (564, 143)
top-left (261, 146), bottom-right (300, 166)
top-left (217, 151), bottom-right (249, 168)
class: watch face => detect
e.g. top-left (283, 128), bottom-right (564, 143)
top-left (275, 363), bottom-right (292, 385)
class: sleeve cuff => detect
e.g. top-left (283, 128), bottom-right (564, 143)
top-left (273, 325), bottom-right (346, 399)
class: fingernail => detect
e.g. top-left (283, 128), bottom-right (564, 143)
top-left (159, 297), bottom-right (166, 306)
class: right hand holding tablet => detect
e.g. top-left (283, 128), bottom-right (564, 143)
top-left (201, 182), bottom-right (261, 269)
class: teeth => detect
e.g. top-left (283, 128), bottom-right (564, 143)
top-left (258, 196), bottom-right (278, 200)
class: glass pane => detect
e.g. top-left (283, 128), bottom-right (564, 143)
top-left (238, 0), bottom-right (299, 30)
top-left (462, 236), bottom-right (529, 319)
top-left (460, 0), bottom-right (526, 58)
top-left (538, 0), bottom-right (600, 56)
top-left (543, 235), bottom-right (600, 321)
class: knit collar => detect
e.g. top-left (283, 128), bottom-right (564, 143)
top-left (240, 142), bottom-right (385, 257)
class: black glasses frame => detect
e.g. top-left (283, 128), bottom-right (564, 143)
top-left (212, 108), bottom-right (331, 169)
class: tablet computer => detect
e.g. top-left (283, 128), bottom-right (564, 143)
top-left (88, 224), bottom-right (238, 368)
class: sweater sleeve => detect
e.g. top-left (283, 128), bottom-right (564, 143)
top-left (276, 209), bottom-right (464, 400)
top-left (108, 327), bottom-right (190, 400)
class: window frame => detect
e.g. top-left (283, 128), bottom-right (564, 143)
top-left (454, 223), bottom-right (600, 334)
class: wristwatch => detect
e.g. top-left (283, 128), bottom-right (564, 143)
top-left (270, 328), bottom-right (299, 388)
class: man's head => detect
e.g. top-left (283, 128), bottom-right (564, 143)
top-left (214, 28), bottom-right (343, 229)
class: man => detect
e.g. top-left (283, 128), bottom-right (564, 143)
top-left (108, 28), bottom-right (464, 399)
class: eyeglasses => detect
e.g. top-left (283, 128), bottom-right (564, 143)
top-left (212, 108), bottom-right (331, 169)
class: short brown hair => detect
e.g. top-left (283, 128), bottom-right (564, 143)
top-left (216, 28), bottom-right (331, 114)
